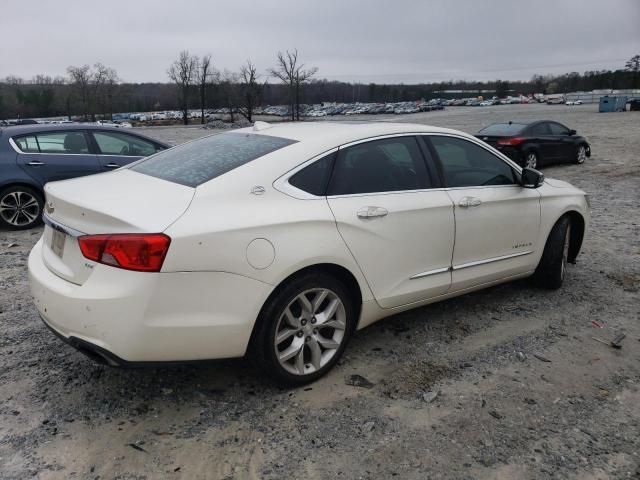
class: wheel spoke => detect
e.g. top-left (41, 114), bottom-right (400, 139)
top-left (319, 319), bottom-right (345, 331)
top-left (278, 338), bottom-right (303, 362)
top-left (21, 197), bottom-right (38, 209)
top-left (297, 293), bottom-right (313, 316)
top-left (276, 328), bottom-right (297, 345)
top-left (285, 307), bottom-right (302, 328)
top-left (316, 335), bottom-right (340, 349)
top-left (312, 290), bottom-right (328, 313)
top-left (308, 338), bottom-right (322, 369)
top-left (316, 298), bottom-right (339, 325)
top-left (295, 346), bottom-right (306, 374)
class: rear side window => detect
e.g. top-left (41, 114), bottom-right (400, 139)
top-left (530, 123), bottom-right (551, 135)
top-left (13, 131), bottom-right (90, 154)
top-left (13, 135), bottom-right (39, 152)
top-left (131, 132), bottom-right (297, 187)
top-left (478, 123), bottom-right (527, 136)
top-left (328, 136), bottom-right (431, 195)
top-left (289, 152), bottom-right (336, 196)
top-left (429, 136), bottom-right (516, 188)
top-left (93, 131), bottom-right (160, 157)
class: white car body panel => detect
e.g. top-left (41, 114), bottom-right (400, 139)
top-left (28, 122), bottom-right (590, 363)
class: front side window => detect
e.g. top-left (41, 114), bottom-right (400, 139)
top-left (328, 137), bottom-right (431, 195)
top-left (548, 122), bottom-right (569, 136)
top-left (289, 152), bottom-right (336, 196)
top-left (92, 131), bottom-right (160, 157)
top-left (429, 136), bottom-right (516, 188)
top-left (131, 132), bottom-right (297, 187)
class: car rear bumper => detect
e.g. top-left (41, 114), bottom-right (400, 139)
top-left (28, 239), bottom-right (273, 363)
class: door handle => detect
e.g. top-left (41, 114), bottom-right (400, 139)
top-left (27, 161), bottom-right (45, 166)
top-left (458, 197), bottom-right (482, 208)
top-left (105, 163), bottom-right (120, 168)
top-left (357, 206), bottom-right (388, 218)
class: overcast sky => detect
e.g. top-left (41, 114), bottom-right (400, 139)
top-left (1, 0), bottom-right (639, 84)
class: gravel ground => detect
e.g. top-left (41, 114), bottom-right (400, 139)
top-left (1, 104), bottom-right (639, 479)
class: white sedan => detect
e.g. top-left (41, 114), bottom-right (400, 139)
top-left (29, 122), bottom-right (589, 384)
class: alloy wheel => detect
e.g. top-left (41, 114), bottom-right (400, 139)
top-left (525, 152), bottom-right (538, 169)
top-left (274, 288), bottom-right (346, 376)
top-left (577, 146), bottom-right (586, 164)
top-left (0, 190), bottom-right (40, 227)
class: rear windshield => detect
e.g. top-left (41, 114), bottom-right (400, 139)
top-left (131, 132), bottom-right (297, 187)
top-left (478, 123), bottom-right (527, 136)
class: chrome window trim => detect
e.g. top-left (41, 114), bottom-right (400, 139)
top-left (43, 212), bottom-right (86, 237)
top-left (9, 136), bottom-right (92, 156)
top-left (452, 250), bottom-right (532, 271)
top-left (274, 132), bottom-right (524, 200)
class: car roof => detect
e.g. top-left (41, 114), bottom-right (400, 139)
top-left (234, 121), bottom-right (467, 148)
top-left (0, 124), bottom-right (168, 146)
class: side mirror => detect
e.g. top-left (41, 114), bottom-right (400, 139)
top-left (568, 129), bottom-right (576, 135)
top-left (521, 167), bottom-right (544, 188)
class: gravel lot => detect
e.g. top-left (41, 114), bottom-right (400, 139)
top-left (1, 104), bottom-right (639, 479)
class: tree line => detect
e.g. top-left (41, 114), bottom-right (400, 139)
top-left (1, 53), bottom-right (638, 122)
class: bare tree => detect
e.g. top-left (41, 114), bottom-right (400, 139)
top-left (238, 60), bottom-right (262, 122)
top-left (268, 49), bottom-right (317, 120)
top-left (219, 70), bottom-right (240, 123)
top-left (67, 65), bottom-right (91, 120)
top-left (198, 54), bottom-right (215, 124)
top-left (168, 51), bottom-right (198, 125)
top-left (91, 63), bottom-right (118, 120)
top-left (625, 54), bottom-right (640, 73)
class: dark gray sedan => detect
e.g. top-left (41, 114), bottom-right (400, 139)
top-left (0, 124), bottom-right (168, 229)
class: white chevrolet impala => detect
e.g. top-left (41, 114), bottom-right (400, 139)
top-left (28, 122), bottom-right (589, 384)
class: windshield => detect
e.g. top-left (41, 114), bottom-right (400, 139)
top-left (478, 123), bottom-right (527, 136)
top-left (131, 132), bottom-right (297, 187)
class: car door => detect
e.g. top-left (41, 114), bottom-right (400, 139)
top-left (425, 135), bottom-right (541, 291)
top-left (326, 135), bottom-right (455, 308)
top-left (547, 122), bottom-right (575, 162)
top-left (13, 130), bottom-right (101, 185)
top-left (528, 122), bottom-right (558, 161)
top-left (89, 130), bottom-right (164, 171)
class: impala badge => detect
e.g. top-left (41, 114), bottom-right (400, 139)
top-left (45, 201), bottom-right (55, 214)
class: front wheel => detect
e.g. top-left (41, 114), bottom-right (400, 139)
top-left (533, 217), bottom-right (570, 289)
top-left (575, 145), bottom-right (587, 164)
top-left (251, 272), bottom-right (356, 385)
top-left (0, 185), bottom-right (43, 230)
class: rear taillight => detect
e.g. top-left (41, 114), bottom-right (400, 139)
top-left (497, 137), bottom-right (526, 146)
top-left (78, 234), bottom-right (171, 272)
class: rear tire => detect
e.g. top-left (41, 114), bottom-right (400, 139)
top-left (0, 185), bottom-right (43, 230)
top-left (250, 272), bottom-right (356, 386)
top-left (524, 151), bottom-right (539, 169)
top-left (533, 217), bottom-right (570, 290)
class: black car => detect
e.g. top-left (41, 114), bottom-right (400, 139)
top-left (475, 120), bottom-right (590, 169)
top-left (0, 124), bottom-right (169, 230)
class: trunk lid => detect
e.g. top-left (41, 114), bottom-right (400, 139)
top-left (41, 169), bottom-right (194, 285)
